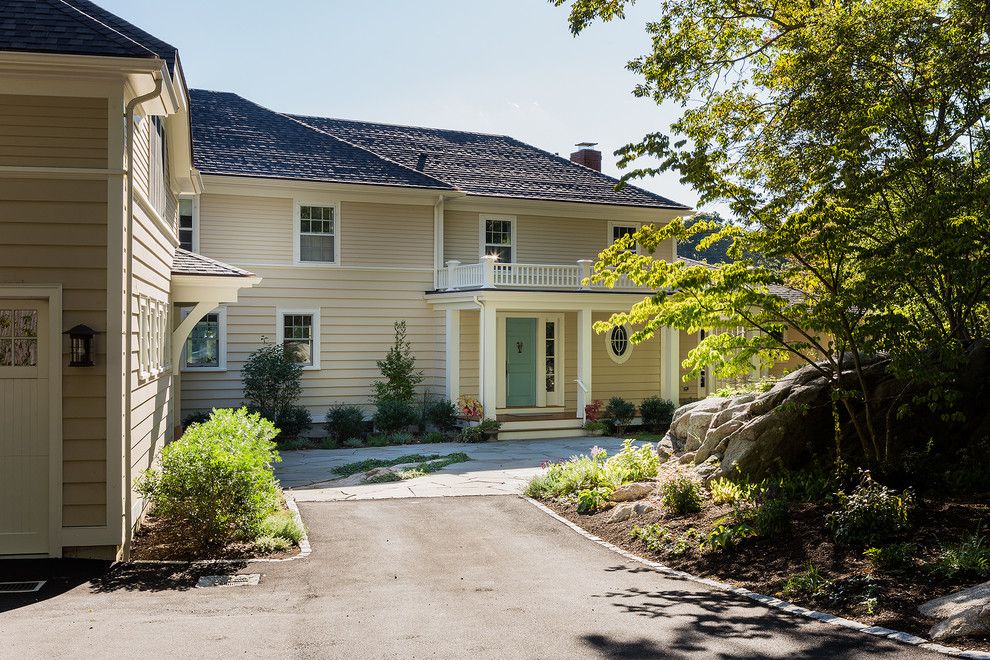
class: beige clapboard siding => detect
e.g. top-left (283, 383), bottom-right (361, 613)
top-left (458, 310), bottom-right (480, 397)
top-left (0, 177), bottom-right (108, 527)
top-left (181, 265), bottom-right (445, 417)
top-left (199, 194), bottom-right (293, 263)
top-left (444, 210), bottom-right (677, 267)
top-left (592, 313), bottom-right (662, 406)
top-left (344, 202), bottom-right (434, 268)
top-left (679, 330), bottom-right (702, 402)
top-left (0, 95), bottom-right (108, 169)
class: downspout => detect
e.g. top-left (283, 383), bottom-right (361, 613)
top-left (121, 73), bottom-right (164, 561)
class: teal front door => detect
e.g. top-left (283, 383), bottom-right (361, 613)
top-left (505, 317), bottom-right (537, 407)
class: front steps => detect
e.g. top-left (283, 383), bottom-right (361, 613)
top-left (497, 416), bottom-right (585, 441)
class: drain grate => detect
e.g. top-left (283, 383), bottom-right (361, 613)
top-left (0, 581), bottom-right (46, 594)
top-left (195, 574), bottom-right (260, 588)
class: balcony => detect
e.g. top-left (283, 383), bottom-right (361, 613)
top-left (435, 255), bottom-right (647, 292)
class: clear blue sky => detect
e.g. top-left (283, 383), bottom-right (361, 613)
top-left (101, 0), bottom-right (704, 212)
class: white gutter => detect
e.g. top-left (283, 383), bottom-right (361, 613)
top-left (121, 72), bottom-right (164, 561)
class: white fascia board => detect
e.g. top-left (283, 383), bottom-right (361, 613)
top-left (200, 174), bottom-right (462, 206)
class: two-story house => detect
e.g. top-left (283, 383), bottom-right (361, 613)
top-left (180, 92), bottom-right (704, 439)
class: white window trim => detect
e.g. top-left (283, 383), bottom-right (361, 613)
top-left (180, 305), bottom-right (227, 372)
top-left (276, 307), bottom-right (321, 370)
top-left (479, 214), bottom-right (517, 263)
top-left (293, 200), bottom-right (341, 267)
top-left (178, 194), bottom-right (199, 252)
top-left (138, 295), bottom-right (170, 381)
top-left (607, 221), bottom-right (642, 255)
top-left (606, 324), bottom-right (633, 364)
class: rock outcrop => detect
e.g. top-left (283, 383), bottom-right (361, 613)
top-left (919, 581), bottom-right (990, 641)
top-left (662, 364), bottom-right (834, 479)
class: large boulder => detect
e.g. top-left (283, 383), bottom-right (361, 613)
top-left (919, 581), bottom-right (990, 641)
top-left (665, 365), bottom-right (834, 479)
top-left (610, 482), bottom-right (654, 502)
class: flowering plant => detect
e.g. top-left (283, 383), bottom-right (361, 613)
top-left (590, 445), bottom-right (607, 462)
top-left (584, 399), bottom-right (604, 422)
top-left (457, 395), bottom-right (483, 420)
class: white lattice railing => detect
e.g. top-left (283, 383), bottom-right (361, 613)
top-left (437, 257), bottom-right (651, 292)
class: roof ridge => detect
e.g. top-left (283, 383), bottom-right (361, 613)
top-left (287, 113), bottom-right (512, 140)
top-left (285, 113), bottom-right (459, 191)
top-left (54, 0), bottom-right (161, 60)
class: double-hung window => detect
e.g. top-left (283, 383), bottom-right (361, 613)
top-left (178, 196), bottom-right (197, 251)
top-left (278, 309), bottom-right (320, 369)
top-left (297, 204), bottom-right (337, 264)
top-left (482, 216), bottom-right (515, 263)
top-left (181, 306), bottom-right (226, 370)
top-left (608, 222), bottom-right (640, 251)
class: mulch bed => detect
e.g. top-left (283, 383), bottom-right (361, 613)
top-left (130, 512), bottom-right (300, 562)
top-left (544, 491), bottom-right (990, 652)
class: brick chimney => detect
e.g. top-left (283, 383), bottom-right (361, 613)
top-left (569, 142), bottom-right (602, 171)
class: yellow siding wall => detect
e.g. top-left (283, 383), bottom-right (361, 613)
top-left (458, 310), bottom-right (479, 398)
top-left (127, 111), bottom-right (176, 529)
top-left (679, 330), bottom-right (703, 402)
top-left (182, 196), bottom-right (445, 418)
top-left (0, 176), bottom-right (108, 527)
top-left (444, 210), bottom-right (677, 266)
top-left (591, 313), bottom-right (662, 407)
top-left (0, 94), bottom-right (108, 169)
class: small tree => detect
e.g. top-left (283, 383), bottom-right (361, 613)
top-left (241, 342), bottom-right (311, 436)
top-left (373, 321), bottom-right (423, 405)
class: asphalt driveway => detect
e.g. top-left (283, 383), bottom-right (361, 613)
top-left (0, 497), bottom-right (940, 659)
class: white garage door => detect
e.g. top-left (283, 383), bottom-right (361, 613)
top-left (0, 301), bottom-right (49, 555)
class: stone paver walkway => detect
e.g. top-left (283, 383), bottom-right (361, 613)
top-left (278, 436), bottom-right (634, 501)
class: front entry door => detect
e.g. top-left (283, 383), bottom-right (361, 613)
top-left (0, 301), bottom-right (50, 555)
top-left (505, 317), bottom-right (537, 407)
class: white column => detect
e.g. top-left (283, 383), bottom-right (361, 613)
top-left (480, 301), bottom-right (498, 419)
top-left (481, 254), bottom-right (498, 289)
top-left (577, 307), bottom-right (593, 420)
top-left (445, 308), bottom-right (460, 403)
top-left (577, 259), bottom-right (593, 290)
top-left (660, 326), bottom-right (681, 406)
top-left (445, 260), bottom-right (461, 291)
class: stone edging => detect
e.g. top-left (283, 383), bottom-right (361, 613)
top-left (127, 496), bottom-right (312, 566)
top-left (523, 496), bottom-right (990, 660)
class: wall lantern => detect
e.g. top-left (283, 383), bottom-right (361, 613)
top-left (65, 324), bottom-right (97, 367)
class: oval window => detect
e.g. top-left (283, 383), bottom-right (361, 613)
top-left (607, 326), bottom-right (632, 363)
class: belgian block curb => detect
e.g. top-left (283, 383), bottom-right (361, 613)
top-left (523, 496), bottom-right (990, 660)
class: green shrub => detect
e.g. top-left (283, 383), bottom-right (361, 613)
top-left (372, 320), bottom-right (423, 405)
top-left (388, 432), bottom-right (415, 445)
top-left (258, 509), bottom-right (304, 544)
top-left (135, 408), bottom-right (281, 548)
top-left (241, 343), bottom-right (309, 437)
top-left (826, 470), bottom-right (913, 546)
top-left (424, 398), bottom-right (459, 432)
top-left (254, 535), bottom-right (292, 554)
top-left (374, 398), bottom-right (418, 434)
top-left (753, 498), bottom-right (792, 538)
top-left (325, 404), bottom-right (366, 442)
top-left (631, 523), bottom-right (672, 552)
top-left (639, 396), bottom-right (676, 433)
top-left (709, 477), bottom-right (749, 505)
top-left (583, 420), bottom-right (608, 434)
top-left (701, 520), bottom-right (757, 552)
top-left (462, 418), bottom-right (501, 442)
top-left (782, 563), bottom-right (828, 598)
top-left (367, 434), bottom-right (389, 447)
top-left (606, 439), bottom-right (659, 482)
top-left (320, 437), bottom-right (340, 450)
top-left (929, 533), bottom-right (990, 578)
top-left (344, 437), bottom-right (365, 448)
top-left (422, 431), bottom-right (447, 444)
top-left (577, 487), bottom-right (612, 514)
top-left (659, 475), bottom-right (704, 514)
top-left (864, 543), bottom-right (916, 573)
top-left (603, 396), bottom-right (636, 435)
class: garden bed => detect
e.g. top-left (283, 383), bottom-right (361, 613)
top-left (543, 490), bottom-right (990, 652)
top-left (130, 498), bottom-right (304, 562)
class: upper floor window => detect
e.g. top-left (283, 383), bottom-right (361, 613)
top-left (609, 222), bottom-right (640, 252)
top-left (482, 215), bottom-right (515, 263)
top-left (179, 196), bottom-right (197, 251)
top-left (149, 116), bottom-right (168, 216)
top-left (296, 203), bottom-right (338, 264)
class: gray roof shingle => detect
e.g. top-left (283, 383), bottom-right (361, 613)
top-left (172, 248), bottom-right (255, 278)
top-left (291, 115), bottom-right (689, 209)
top-left (680, 257), bottom-right (805, 303)
top-left (190, 90), bottom-right (455, 191)
top-left (0, 0), bottom-right (179, 73)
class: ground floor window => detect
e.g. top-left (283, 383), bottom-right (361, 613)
top-left (607, 325), bottom-right (632, 364)
top-left (181, 306), bottom-right (226, 371)
top-left (277, 309), bottom-right (320, 369)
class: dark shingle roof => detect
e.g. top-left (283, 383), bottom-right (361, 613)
top-left (0, 0), bottom-right (179, 73)
top-left (679, 257), bottom-right (804, 303)
top-left (172, 248), bottom-right (255, 278)
top-left (190, 90), bottom-right (455, 191)
top-left (291, 115), bottom-right (689, 209)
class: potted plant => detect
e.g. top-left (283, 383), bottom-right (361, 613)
top-left (584, 399), bottom-right (605, 435)
top-left (477, 417), bottom-right (502, 442)
top-left (583, 420), bottom-right (608, 436)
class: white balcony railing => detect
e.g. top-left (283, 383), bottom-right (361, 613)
top-left (437, 255), bottom-right (651, 292)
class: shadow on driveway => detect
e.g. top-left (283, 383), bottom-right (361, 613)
top-left (0, 559), bottom-right (109, 614)
top-left (89, 561), bottom-right (249, 594)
